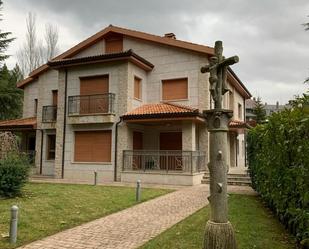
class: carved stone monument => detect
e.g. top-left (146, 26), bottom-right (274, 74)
top-left (201, 41), bottom-right (238, 249)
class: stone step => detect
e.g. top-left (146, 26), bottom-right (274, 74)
top-left (201, 179), bottom-right (252, 186)
top-left (31, 174), bottom-right (54, 179)
top-left (203, 176), bottom-right (251, 181)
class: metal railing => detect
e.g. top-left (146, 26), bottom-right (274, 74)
top-left (42, 105), bottom-right (57, 122)
top-left (123, 150), bottom-right (206, 174)
top-left (68, 93), bottom-right (115, 116)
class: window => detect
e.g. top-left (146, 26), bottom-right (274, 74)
top-left (238, 103), bottom-right (242, 119)
top-left (47, 135), bottom-right (56, 160)
top-left (34, 99), bottom-right (38, 116)
top-left (105, 34), bottom-right (123, 53)
top-left (74, 131), bottom-right (112, 162)
top-left (52, 90), bottom-right (58, 106)
top-left (134, 77), bottom-right (142, 100)
top-left (162, 78), bottom-right (188, 101)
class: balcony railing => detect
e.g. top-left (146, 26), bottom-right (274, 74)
top-left (42, 105), bottom-right (57, 122)
top-left (123, 150), bottom-right (206, 174)
top-left (68, 93), bottom-right (115, 116)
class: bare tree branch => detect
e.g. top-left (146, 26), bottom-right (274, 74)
top-left (45, 23), bottom-right (59, 59)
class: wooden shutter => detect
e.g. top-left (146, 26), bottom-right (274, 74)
top-left (52, 90), bottom-right (58, 106)
top-left (80, 75), bottom-right (109, 95)
top-left (134, 77), bottom-right (142, 100)
top-left (74, 131), bottom-right (112, 162)
top-left (105, 34), bottom-right (123, 53)
top-left (80, 76), bottom-right (109, 114)
top-left (162, 78), bottom-right (188, 100)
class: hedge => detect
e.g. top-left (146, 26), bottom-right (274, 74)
top-left (247, 93), bottom-right (309, 247)
top-left (0, 152), bottom-right (31, 197)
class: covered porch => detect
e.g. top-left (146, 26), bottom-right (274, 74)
top-left (120, 103), bottom-right (207, 185)
top-left (0, 117), bottom-right (37, 164)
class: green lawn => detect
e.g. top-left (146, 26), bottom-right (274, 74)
top-left (0, 182), bottom-right (171, 249)
top-left (140, 194), bottom-right (297, 249)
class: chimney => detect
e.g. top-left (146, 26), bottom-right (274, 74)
top-left (164, 33), bottom-right (176, 39)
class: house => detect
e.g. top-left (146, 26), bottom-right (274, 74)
top-left (264, 101), bottom-right (289, 117)
top-left (0, 25), bottom-right (251, 185)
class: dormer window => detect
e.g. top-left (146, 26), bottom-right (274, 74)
top-left (105, 33), bottom-right (123, 53)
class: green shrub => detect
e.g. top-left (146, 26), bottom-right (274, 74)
top-left (248, 93), bottom-right (309, 247)
top-left (0, 152), bottom-right (31, 197)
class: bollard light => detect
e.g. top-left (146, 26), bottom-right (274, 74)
top-left (136, 179), bottom-right (141, 202)
top-left (10, 205), bottom-right (18, 244)
top-left (94, 171), bottom-right (98, 186)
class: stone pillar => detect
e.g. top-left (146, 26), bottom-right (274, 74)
top-left (116, 123), bottom-right (132, 181)
top-left (182, 121), bottom-right (196, 151)
top-left (203, 109), bottom-right (237, 249)
top-left (54, 70), bottom-right (66, 178)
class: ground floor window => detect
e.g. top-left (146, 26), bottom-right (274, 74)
top-left (74, 130), bottom-right (112, 162)
top-left (47, 134), bottom-right (56, 160)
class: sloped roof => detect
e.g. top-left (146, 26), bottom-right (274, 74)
top-left (122, 102), bottom-right (199, 120)
top-left (0, 117), bottom-right (37, 130)
top-left (16, 25), bottom-right (251, 99)
top-left (47, 50), bottom-right (154, 71)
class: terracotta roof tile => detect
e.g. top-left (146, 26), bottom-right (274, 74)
top-left (122, 102), bottom-right (199, 120)
top-left (0, 117), bottom-right (37, 130)
top-left (229, 120), bottom-right (251, 129)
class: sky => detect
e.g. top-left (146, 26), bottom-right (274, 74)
top-left (2, 0), bottom-right (309, 104)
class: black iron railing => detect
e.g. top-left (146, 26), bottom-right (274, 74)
top-left (68, 93), bottom-right (115, 116)
top-left (123, 150), bottom-right (206, 174)
top-left (42, 105), bottom-right (57, 122)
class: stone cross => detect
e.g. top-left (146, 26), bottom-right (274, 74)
top-left (201, 41), bottom-right (239, 249)
top-left (201, 41), bottom-right (238, 109)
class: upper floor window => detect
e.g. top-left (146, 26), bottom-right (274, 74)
top-left (52, 90), bottom-right (58, 106)
top-left (105, 34), bottom-right (123, 53)
top-left (238, 103), bottom-right (242, 119)
top-left (134, 76), bottom-right (142, 100)
top-left (34, 99), bottom-right (38, 116)
top-left (162, 78), bottom-right (188, 101)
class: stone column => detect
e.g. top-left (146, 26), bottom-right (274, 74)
top-left (203, 109), bottom-right (237, 249)
top-left (182, 121), bottom-right (196, 151)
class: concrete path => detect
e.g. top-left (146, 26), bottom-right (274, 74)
top-left (19, 184), bottom-right (209, 249)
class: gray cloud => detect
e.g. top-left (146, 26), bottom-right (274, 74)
top-left (5, 0), bottom-right (309, 103)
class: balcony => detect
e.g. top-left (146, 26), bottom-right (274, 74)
top-left (67, 93), bottom-right (115, 124)
top-left (42, 105), bottom-right (57, 123)
top-left (123, 150), bottom-right (206, 174)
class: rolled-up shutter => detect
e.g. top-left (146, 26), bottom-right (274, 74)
top-left (162, 78), bottom-right (188, 100)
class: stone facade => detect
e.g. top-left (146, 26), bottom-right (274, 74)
top-left (20, 31), bottom-right (249, 185)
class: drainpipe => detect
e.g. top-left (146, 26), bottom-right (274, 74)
top-left (114, 117), bottom-right (122, 181)
top-left (61, 69), bottom-right (68, 179)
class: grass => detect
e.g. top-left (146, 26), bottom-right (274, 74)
top-left (0, 182), bottom-right (172, 249)
top-left (140, 194), bottom-right (297, 249)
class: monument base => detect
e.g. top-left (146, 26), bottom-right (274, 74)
top-left (204, 220), bottom-right (237, 249)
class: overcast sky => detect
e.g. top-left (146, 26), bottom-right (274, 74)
top-left (2, 0), bottom-right (309, 104)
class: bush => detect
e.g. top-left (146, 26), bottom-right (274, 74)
top-left (247, 93), bottom-right (309, 247)
top-left (0, 152), bottom-right (31, 197)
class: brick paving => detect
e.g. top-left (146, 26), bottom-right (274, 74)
top-left (19, 184), bottom-right (209, 249)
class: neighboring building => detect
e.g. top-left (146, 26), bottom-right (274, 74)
top-left (245, 98), bottom-right (257, 122)
top-left (0, 25), bottom-right (251, 185)
top-left (264, 101), bottom-right (289, 117)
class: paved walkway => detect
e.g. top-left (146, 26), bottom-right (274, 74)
top-left (19, 184), bottom-right (209, 249)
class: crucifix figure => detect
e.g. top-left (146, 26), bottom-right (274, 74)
top-left (201, 41), bottom-right (238, 249)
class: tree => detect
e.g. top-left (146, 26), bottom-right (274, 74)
top-left (17, 12), bottom-right (59, 77)
top-left (253, 97), bottom-right (266, 124)
top-left (0, 64), bottom-right (23, 120)
top-left (0, 0), bottom-right (14, 64)
top-left (304, 16), bottom-right (309, 83)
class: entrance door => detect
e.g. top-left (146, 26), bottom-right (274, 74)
top-left (159, 132), bottom-right (182, 171)
top-left (133, 132), bottom-right (143, 170)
